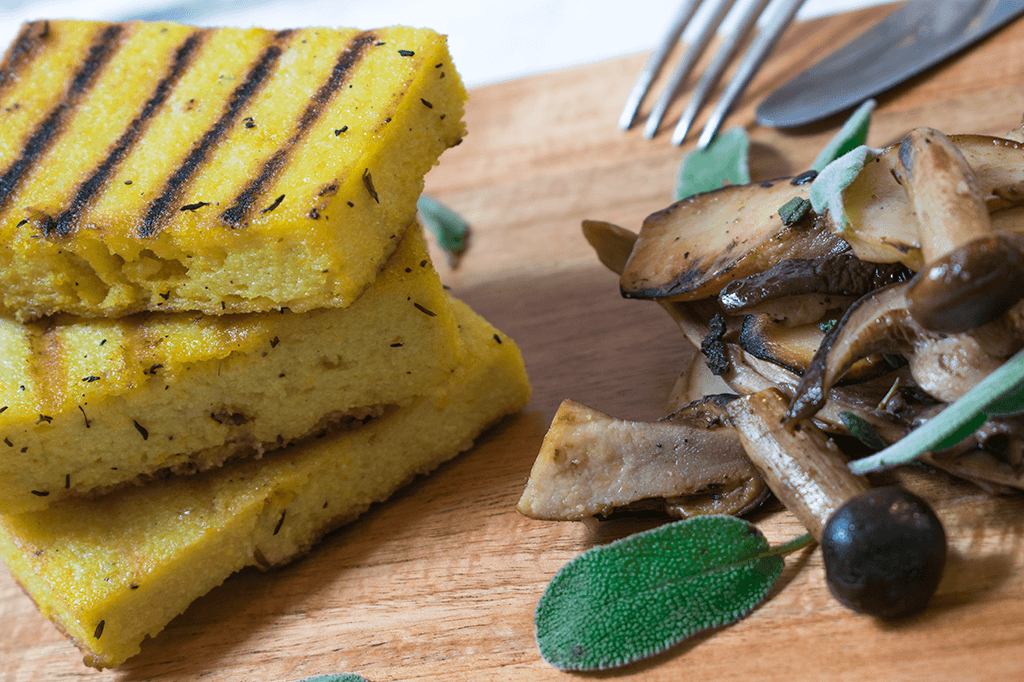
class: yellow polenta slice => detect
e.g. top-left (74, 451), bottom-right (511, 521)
top-left (0, 225), bottom-right (462, 514)
top-left (0, 20), bottom-right (466, 320)
top-left (0, 297), bottom-right (530, 669)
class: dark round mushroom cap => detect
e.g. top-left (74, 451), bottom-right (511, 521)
top-left (907, 232), bottom-right (1024, 333)
top-left (822, 486), bottom-right (946, 619)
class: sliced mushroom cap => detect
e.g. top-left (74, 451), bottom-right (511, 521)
top-left (785, 283), bottom-right (919, 424)
top-left (719, 254), bottom-right (910, 318)
top-left (516, 398), bottom-right (768, 521)
top-left (739, 313), bottom-right (895, 384)
top-left (620, 179), bottom-right (848, 302)
top-left (581, 219), bottom-right (638, 275)
top-left (841, 133), bottom-right (1024, 270)
top-left (786, 280), bottom-right (1024, 424)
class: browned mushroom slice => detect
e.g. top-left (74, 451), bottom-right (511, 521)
top-left (738, 313), bottom-right (894, 384)
top-left (718, 254), bottom-right (909, 320)
top-left (516, 398), bottom-right (767, 521)
top-left (786, 283), bottom-right (920, 424)
top-left (620, 180), bottom-right (848, 302)
top-left (841, 133), bottom-right (1024, 270)
top-left (786, 280), bottom-right (1024, 424)
top-left (581, 219), bottom-right (638, 275)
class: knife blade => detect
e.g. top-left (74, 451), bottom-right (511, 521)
top-left (756, 0), bottom-right (1024, 128)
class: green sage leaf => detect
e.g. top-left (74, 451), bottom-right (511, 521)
top-left (849, 347), bottom-right (1024, 474)
top-left (675, 127), bottom-right (751, 200)
top-left (779, 196), bottom-right (811, 226)
top-left (808, 145), bottom-right (874, 229)
top-left (535, 516), bottom-right (804, 671)
top-left (417, 194), bottom-right (469, 257)
top-left (839, 411), bottom-right (888, 451)
top-left (811, 99), bottom-right (876, 172)
top-left (293, 675), bottom-right (369, 682)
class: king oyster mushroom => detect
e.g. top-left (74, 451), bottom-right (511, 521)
top-left (840, 132), bottom-right (1024, 270)
top-left (517, 397), bottom-right (768, 521)
top-left (893, 128), bottom-right (1024, 333)
top-left (619, 179), bottom-right (848, 302)
top-left (718, 252), bottom-right (910, 325)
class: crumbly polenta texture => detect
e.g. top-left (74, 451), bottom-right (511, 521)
top-left (0, 20), bottom-right (466, 320)
top-left (0, 226), bottom-right (463, 514)
top-left (0, 298), bottom-right (530, 669)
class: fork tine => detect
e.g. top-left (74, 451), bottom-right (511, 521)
top-left (618, 0), bottom-right (703, 131)
top-left (670, 0), bottom-right (773, 145)
top-left (641, 0), bottom-right (737, 139)
top-left (693, 0), bottom-right (808, 148)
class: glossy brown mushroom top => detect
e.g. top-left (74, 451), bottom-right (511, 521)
top-left (896, 128), bottom-right (1024, 332)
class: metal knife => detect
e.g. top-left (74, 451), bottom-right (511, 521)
top-left (756, 0), bottom-right (1024, 128)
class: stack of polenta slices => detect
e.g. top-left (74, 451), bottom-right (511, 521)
top-left (0, 20), bottom-right (530, 668)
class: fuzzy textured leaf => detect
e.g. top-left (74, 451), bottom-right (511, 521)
top-left (675, 127), bottom-right (751, 200)
top-left (849, 347), bottom-right (1024, 473)
top-left (812, 99), bottom-right (876, 172)
top-left (293, 676), bottom-right (369, 682)
top-left (535, 515), bottom-right (784, 670)
top-left (808, 145), bottom-right (874, 228)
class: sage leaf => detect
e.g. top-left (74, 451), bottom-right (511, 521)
top-left (808, 145), bottom-right (874, 229)
top-left (417, 194), bottom-right (469, 260)
top-left (839, 411), bottom-right (888, 451)
top-left (779, 196), bottom-right (811, 226)
top-left (535, 516), bottom-right (806, 671)
top-left (811, 99), bottom-right (876, 172)
top-left (849, 347), bottom-right (1024, 474)
top-left (675, 127), bottom-right (751, 200)
top-left (293, 676), bottom-right (369, 682)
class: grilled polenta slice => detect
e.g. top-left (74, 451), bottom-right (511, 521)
top-left (0, 297), bottom-right (530, 669)
top-left (0, 225), bottom-right (463, 515)
top-left (0, 20), bottom-right (466, 320)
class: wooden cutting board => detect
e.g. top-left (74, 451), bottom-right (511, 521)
top-left (5, 3), bottom-right (1024, 679)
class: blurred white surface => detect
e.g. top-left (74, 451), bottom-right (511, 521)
top-left (0, 0), bottom-right (891, 88)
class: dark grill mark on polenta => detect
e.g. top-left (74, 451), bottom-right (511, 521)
top-left (44, 30), bottom-right (207, 238)
top-left (220, 31), bottom-right (376, 227)
top-left (140, 30), bottom-right (294, 237)
top-left (0, 21), bottom-right (50, 92)
top-left (0, 24), bottom-right (124, 214)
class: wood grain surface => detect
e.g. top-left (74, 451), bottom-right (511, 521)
top-left (5, 3), bottom-right (1024, 679)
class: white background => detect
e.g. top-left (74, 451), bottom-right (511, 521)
top-left (0, 0), bottom-right (891, 88)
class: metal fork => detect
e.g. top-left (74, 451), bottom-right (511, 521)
top-left (619, 0), bottom-right (806, 148)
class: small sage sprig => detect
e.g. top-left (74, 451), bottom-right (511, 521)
top-left (535, 516), bottom-right (812, 671)
top-left (417, 194), bottom-right (469, 266)
top-left (808, 145), bottom-right (875, 229)
top-left (849, 347), bottom-right (1024, 474)
top-left (675, 127), bottom-right (751, 200)
top-left (811, 99), bottom-right (876, 172)
top-left (292, 675), bottom-right (369, 682)
top-left (839, 411), bottom-right (888, 451)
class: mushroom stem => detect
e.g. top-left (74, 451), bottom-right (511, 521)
top-left (895, 128), bottom-right (1024, 332)
top-left (894, 127), bottom-right (991, 264)
top-left (727, 388), bottom-right (871, 541)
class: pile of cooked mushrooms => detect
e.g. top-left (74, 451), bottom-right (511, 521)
top-left (519, 124), bottom-right (1024, 540)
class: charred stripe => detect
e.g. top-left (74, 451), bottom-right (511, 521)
top-left (0, 23), bottom-right (124, 213)
top-left (0, 21), bottom-right (51, 92)
top-left (45, 30), bottom-right (208, 238)
top-left (220, 31), bottom-right (376, 227)
top-left (139, 29), bottom-right (294, 238)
